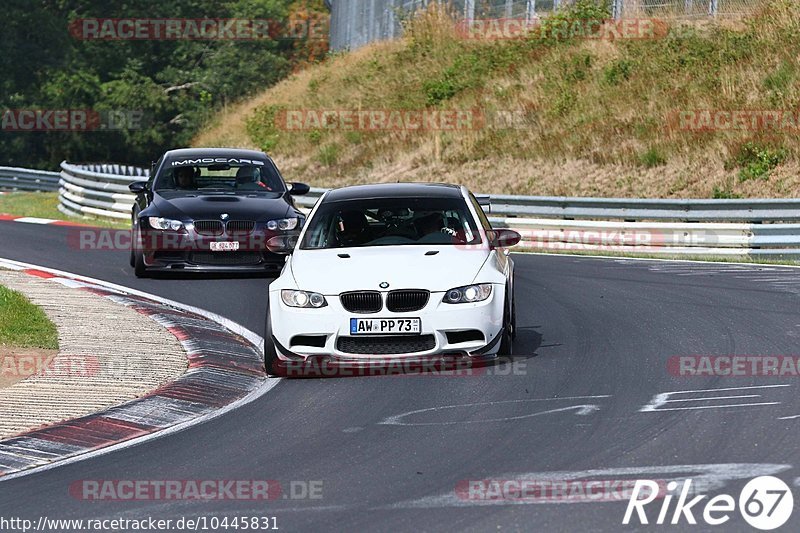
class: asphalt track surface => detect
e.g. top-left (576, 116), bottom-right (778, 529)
top-left (2, 220), bottom-right (800, 532)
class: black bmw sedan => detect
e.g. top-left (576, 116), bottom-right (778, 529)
top-left (128, 148), bottom-right (309, 277)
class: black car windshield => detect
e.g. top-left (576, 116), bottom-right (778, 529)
top-left (155, 159), bottom-right (286, 193)
top-left (300, 197), bottom-right (482, 249)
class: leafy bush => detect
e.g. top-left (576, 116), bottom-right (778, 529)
top-left (603, 59), bottom-right (633, 85)
top-left (712, 186), bottom-right (742, 199)
top-left (733, 142), bottom-right (787, 181)
top-left (245, 104), bottom-right (284, 152)
top-left (318, 143), bottom-right (339, 166)
top-left (639, 147), bottom-right (667, 168)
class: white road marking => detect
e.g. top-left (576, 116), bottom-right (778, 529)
top-left (12, 217), bottom-right (58, 224)
top-left (379, 396), bottom-right (610, 426)
top-left (640, 384), bottom-right (790, 413)
top-left (739, 277), bottom-right (798, 282)
top-left (643, 402), bottom-right (780, 412)
top-left (663, 394), bottom-right (761, 402)
top-left (49, 277), bottom-right (92, 289)
top-left (777, 415), bottom-right (800, 420)
top-left (0, 256), bottom-right (279, 483)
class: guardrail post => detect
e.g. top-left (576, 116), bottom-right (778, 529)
top-left (526, 0), bottom-right (536, 23)
top-left (612, 0), bottom-right (623, 20)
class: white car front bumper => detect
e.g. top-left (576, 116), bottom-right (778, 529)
top-left (268, 286), bottom-right (505, 361)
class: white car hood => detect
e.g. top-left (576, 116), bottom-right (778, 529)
top-left (289, 245), bottom-right (490, 294)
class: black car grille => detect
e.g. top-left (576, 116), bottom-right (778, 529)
top-left (340, 291), bottom-right (382, 313)
top-left (336, 335), bottom-right (436, 355)
top-left (226, 220), bottom-right (255, 234)
top-left (189, 252), bottom-right (263, 265)
top-left (194, 220), bottom-right (224, 236)
top-left (387, 290), bottom-right (429, 312)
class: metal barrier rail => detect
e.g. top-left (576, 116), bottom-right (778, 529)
top-left (295, 189), bottom-right (800, 222)
top-left (295, 188), bottom-right (800, 259)
top-left (0, 167), bottom-right (60, 192)
top-left (2, 163), bottom-right (798, 259)
top-left (58, 161), bottom-right (147, 220)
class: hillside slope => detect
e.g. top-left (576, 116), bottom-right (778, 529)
top-left (194, 0), bottom-right (800, 198)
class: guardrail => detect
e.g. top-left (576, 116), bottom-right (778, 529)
top-left (295, 189), bottom-right (800, 259)
top-left (58, 161), bottom-right (148, 220)
top-left (0, 167), bottom-right (60, 192)
top-left (2, 163), bottom-right (798, 259)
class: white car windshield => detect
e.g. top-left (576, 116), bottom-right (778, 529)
top-left (301, 197), bottom-right (482, 249)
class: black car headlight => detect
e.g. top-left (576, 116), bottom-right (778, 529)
top-left (281, 289), bottom-right (327, 308)
top-left (267, 217), bottom-right (299, 231)
top-left (147, 217), bottom-right (185, 232)
top-left (443, 284), bottom-right (493, 304)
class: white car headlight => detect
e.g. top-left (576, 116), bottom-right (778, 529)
top-left (267, 217), bottom-right (299, 231)
top-left (443, 283), bottom-right (492, 304)
top-left (148, 217), bottom-right (185, 232)
top-left (281, 289), bottom-right (327, 308)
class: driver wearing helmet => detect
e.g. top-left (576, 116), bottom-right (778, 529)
top-left (174, 166), bottom-right (197, 189)
top-left (336, 210), bottom-right (371, 247)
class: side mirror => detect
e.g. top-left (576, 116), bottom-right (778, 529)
top-left (129, 181), bottom-right (148, 193)
top-left (288, 182), bottom-right (310, 195)
top-left (266, 234), bottom-right (299, 255)
top-left (487, 229), bottom-right (521, 249)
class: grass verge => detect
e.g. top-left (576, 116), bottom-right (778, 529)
top-left (0, 284), bottom-right (59, 350)
top-left (0, 192), bottom-right (129, 229)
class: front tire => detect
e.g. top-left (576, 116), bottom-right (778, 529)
top-left (129, 212), bottom-right (139, 267)
top-left (263, 316), bottom-right (281, 376)
top-left (133, 247), bottom-right (148, 278)
top-left (498, 291), bottom-right (513, 356)
top-left (511, 283), bottom-right (517, 340)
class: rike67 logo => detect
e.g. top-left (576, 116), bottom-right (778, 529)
top-left (623, 476), bottom-right (793, 530)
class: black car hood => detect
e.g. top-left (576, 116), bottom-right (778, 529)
top-left (146, 191), bottom-right (295, 221)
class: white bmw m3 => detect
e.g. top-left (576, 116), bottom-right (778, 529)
top-left (263, 183), bottom-right (521, 376)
